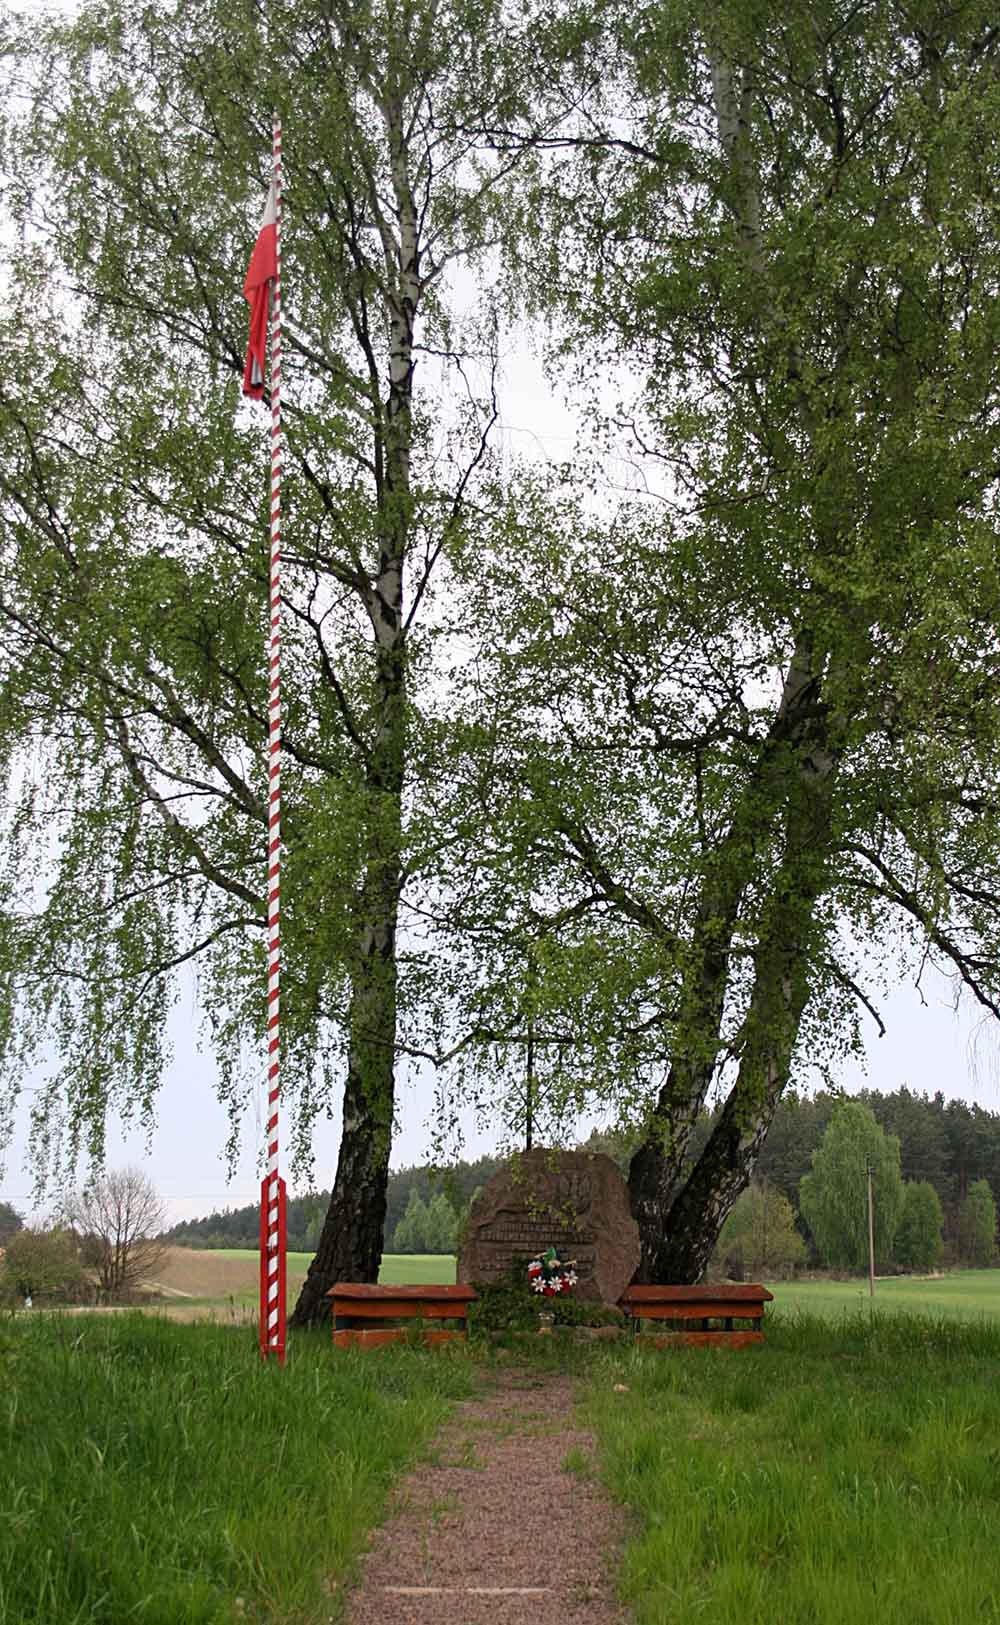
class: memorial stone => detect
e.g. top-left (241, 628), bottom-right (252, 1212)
top-left (458, 1148), bottom-right (641, 1304)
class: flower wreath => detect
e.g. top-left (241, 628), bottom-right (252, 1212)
top-left (527, 1245), bottom-right (578, 1296)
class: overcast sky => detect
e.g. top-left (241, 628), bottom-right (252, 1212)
top-left (5, 953), bottom-right (995, 1228)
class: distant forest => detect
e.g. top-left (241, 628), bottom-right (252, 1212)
top-left (163, 1154), bottom-right (507, 1254)
top-left (162, 1087), bottom-right (1000, 1257)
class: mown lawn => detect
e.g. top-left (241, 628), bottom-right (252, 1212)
top-left (207, 1250), bottom-right (456, 1285)
top-left (380, 1253), bottom-right (456, 1285)
top-left (768, 1267), bottom-right (1000, 1322)
top-left (209, 1248), bottom-right (455, 1274)
top-left (586, 1310), bottom-right (1000, 1625)
top-left (153, 1251), bottom-right (457, 1314)
top-left (1, 1312), bottom-right (472, 1624)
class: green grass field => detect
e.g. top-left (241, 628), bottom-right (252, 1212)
top-left (192, 1254), bottom-right (1000, 1319)
top-left (767, 1268), bottom-right (1000, 1322)
top-left (9, 1289), bottom-right (1000, 1622)
top-left (174, 1251), bottom-right (457, 1309)
top-left (207, 1250), bottom-right (456, 1284)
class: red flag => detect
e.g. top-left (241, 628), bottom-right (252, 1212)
top-left (243, 181), bottom-right (278, 399)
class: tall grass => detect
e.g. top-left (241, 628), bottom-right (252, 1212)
top-left (587, 1310), bottom-right (1000, 1624)
top-left (1, 1312), bottom-right (473, 1624)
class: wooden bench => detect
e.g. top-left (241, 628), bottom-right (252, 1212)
top-left (328, 1283), bottom-right (478, 1349)
top-left (619, 1284), bottom-right (774, 1348)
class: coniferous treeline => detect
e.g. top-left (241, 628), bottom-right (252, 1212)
top-left (752, 1087), bottom-right (1000, 1229)
top-left (162, 1155), bottom-right (504, 1253)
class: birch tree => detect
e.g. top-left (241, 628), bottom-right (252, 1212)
top-left (0, 0), bottom-right (553, 1322)
top-left (449, 0), bottom-right (1000, 1279)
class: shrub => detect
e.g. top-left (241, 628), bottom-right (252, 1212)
top-left (467, 1265), bottom-right (626, 1339)
top-left (712, 1180), bottom-right (807, 1279)
top-left (958, 1179), bottom-right (997, 1266)
top-left (2, 1227), bottom-right (87, 1302)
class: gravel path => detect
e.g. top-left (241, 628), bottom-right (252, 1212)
top-left (345, 1369), bottom-right (631, 1625)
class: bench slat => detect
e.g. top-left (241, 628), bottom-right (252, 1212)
top-left (329, 1282), bottom-right (477, 1352)
top-left (329, 1282), bottom-right (477, 1302)
top-left (330, 1298), bottom-right (471, 1321)
top-left (647, 1330), bottom-right (765, 1350)
top-left (620, 1284), bottom-right (773, 1304)
top-left (627, 1300), bottom-right (763, 1322)
top-left (619, 1283), bottom-right (772, 1351)
top-left (333, 1328), bottom-right (466, 1349)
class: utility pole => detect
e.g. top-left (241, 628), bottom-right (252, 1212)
top-left (867, 1160), bottom-right (876, 1299)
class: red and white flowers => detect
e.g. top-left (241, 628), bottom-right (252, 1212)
top-left (528, 1246), bottom-right (578, 1296)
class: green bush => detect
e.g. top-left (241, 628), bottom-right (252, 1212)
top-left (467, 1265), bottom-right (626, 1338)
top-left (712, 1179), bottom-right (807, 1279)
top-left (958, 1178), bottom-right (997, 1266)
top-left (2, 1227), bottom-right (88, 1303)
top-left (391, 1189), bottom-right (458, 1254)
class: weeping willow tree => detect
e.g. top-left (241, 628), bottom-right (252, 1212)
top-left (0, 0), bottom-right (561, 1322)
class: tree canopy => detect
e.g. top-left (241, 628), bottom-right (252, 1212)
top-left (800, 1100), bottom-right (904, 1270)
top-left (894, 1180), bottom-right (944, 1271)
top-left (2, 0), bottom-right (1000, 1299)
top-left (441, 0), bottom-right (1000, 1277)
top-left (958, 1176), bottom-right (997, 1266)
top-left (0, 0), bottom-right (559, 1316)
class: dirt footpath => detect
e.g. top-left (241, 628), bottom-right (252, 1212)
top-left (345, 1369), bottom-right (631, 1625)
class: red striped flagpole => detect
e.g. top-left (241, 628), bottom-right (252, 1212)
top-left (260, 108), bottom-right (287, 1365)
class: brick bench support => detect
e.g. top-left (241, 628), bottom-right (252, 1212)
top-left (328, 1283), bottom-right (478, 1349)
top-left (619, 1284), bottom-right (774, 1349)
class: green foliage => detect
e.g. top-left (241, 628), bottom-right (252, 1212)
top-left (0, 1202), bottom-right (23, 1244)
top-left (1, 1313), bottom-right (472, 1623)
top-left (163, 1158), bottom-right (503, 1251)
top-left (958, 1178), bottom-right (997, 1266)
top-left (578, 1126), bottom-right (640, 1173)
top-left (392, 1189), bottom-right (430, 1254)
top-left (467, 1265), bottom-right (625, 1338)
top-left (443, 0), bottom-right (1000, 1283)
top-left (1, 1226), bottom-right (86, 1301)
top-left (5, 0), bottom-right (1000, 1297)
top-left (424, 1192), bottom-right (459, 1254)
top-left (714, 1086), bottom-right (1000, 1257)
top-left (166, 1096), bottom-right (1000, 1266)
top-left (712, 1180), bottom-right (807, 1280)
top-left (0, 0), bottom-right (552, 1198)
top-left (894, 1180), bottom-right (944, 1271)
top-left (799, 1101), bottom-right (904, 1270)
top-left (391, 1189), bottom-right (460, 1254)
